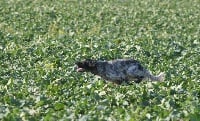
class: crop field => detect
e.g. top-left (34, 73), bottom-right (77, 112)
top-left (0, 0), bottom-right (200, 120)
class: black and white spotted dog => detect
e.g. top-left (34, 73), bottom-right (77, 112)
top-left (76, 59), bottom-right (165, 84)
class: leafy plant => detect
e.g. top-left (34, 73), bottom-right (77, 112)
top-left (0, 0), bottom-right (199, 120)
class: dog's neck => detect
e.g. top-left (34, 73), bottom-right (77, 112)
top-left (88, 66), bottom-right (98, 75)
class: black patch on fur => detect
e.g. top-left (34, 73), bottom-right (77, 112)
top-left (138, 64), bottom-right (144, 71)
top-left (134, 76), bottom-right (144, 83)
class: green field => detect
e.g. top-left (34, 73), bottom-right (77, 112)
top-left (0, 0), bottom-right (200, 120)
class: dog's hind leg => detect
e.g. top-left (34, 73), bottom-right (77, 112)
top-left (127, 66), bottom-right (165, 82)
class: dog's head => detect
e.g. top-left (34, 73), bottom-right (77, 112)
top-left (76, 59), bottom-right (97, 72)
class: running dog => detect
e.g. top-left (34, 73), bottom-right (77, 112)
top-left (76, 59), bottom-right (165, 84)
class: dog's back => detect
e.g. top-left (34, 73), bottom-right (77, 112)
top-left (95, 59), bottom-right (143, 83)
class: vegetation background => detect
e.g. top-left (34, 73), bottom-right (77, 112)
top-left (0, 0), bottom-right (199, 120)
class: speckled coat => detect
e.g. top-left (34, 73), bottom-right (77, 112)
top-left (76, 59), bottom-right (164, 84)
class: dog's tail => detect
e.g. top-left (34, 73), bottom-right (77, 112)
top-left (145, 71), bottom-right (165, 81)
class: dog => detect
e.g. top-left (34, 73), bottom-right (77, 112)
top-left (76, 59), bottom-right (165, 84)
